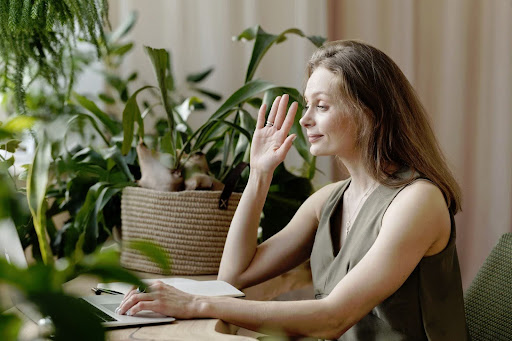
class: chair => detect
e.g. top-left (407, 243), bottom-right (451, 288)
top-left (464, 233), bottom-right (512, 340)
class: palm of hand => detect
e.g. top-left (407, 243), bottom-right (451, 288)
top-left (250, 95), bottom-right (298, 174)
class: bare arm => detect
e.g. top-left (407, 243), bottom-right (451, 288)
top-left (218, 94), bottom-right (316, 289)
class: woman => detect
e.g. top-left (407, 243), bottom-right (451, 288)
top-left (117, 40), bottom-right (469, 340)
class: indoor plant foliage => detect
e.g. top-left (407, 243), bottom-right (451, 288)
top-left (0, 0), bottom-right (110, 113)
top-left (123, 26), bottom-right (325, 239)
top-left (123, 25), bottom-right (324, 197)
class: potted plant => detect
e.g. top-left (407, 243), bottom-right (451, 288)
top-left (117, 25), bottom-right (325, 274)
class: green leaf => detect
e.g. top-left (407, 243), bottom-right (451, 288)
top-left (73, 92), bottom-right (121, 135)
top-left (26, 134), bottom-right (53, 265)
top-left (103, 146), bottom-right (135, 181)
top-left (246, 97), bottom-right (263, 109)
top-left (192, 87), bottom-right (222, 101)
top-left (0, 156), bottom-right (14, 171)
top-left (125, 239), bottom-right (172, 275)
top-left (110, 42), bottom-right (134, 56)
top-left (66, 114), bottom-right (109, 146)
top-left (121, 85), bottom-right (155, 155)
top-left (186, 67), bottom-right (214, 83)
top-left (209, 79), bottom-right (277, 121)
top-left (236, 25), bottom-right (326, 83)
top-left (0, 314), bottom-right (22, 341)
top-left (0, 139), bottom-right (21, 152)
top-left (233, 26), bottom-right (259, 41)
top-left (1, 115), bottom-right (36, 133)
top-left (144, 46), bottom-right (174, 125)
top-left (98, 93), bottom-right (115, 104)
top-left (30, 293), bottom-right (105, 341)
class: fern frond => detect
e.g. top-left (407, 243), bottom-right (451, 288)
top-left (0, 0), bottom-right (110, 112)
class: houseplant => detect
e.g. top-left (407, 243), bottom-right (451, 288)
top-left (116, 25), bottom-right (325, 274)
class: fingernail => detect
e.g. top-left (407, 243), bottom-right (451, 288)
top-left (126, 310), bottom-right (132, 316)
top-left (292, 135), bottom-right (297, 142)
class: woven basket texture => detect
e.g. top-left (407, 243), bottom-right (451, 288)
top-left (120, 186), bottom-right (241, 275)
top-left (464, 233), bottom-right (512, 341)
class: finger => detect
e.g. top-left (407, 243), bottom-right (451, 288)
top-left (256, 103), bottom-right (267, 129)
top-left (117, 293), bottom-right (154, 315)
top-left (274, 94), bottom-right (290, 130)
top-left (266, 96), bottom-right (281, 124)
top-left (276, 134), bottom-right (297, 159)
top-left (120, 287), bottom-right (138, 306)
top-left (279, 101), bottom-right (298, 133)
top-left (126, 300), bottom-right (160, 317)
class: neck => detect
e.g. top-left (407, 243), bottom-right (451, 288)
top-left (339, 155), bottom-right (377, 197)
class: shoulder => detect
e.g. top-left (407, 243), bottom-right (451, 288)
top-left (383, 179), bottom-right (451, 255)
top-left (306, 180), bottom-right (347, 221)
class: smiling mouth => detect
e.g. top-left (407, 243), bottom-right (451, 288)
top-left (308, 135), bottom-right (323, 143)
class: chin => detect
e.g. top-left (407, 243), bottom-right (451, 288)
top-left (309, 146), bottom-right (329, 157)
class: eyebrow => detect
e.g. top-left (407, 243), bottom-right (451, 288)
top-left (304, 91), bottom-right (331, 100)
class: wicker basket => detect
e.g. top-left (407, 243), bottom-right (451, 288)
top-left (120, 186), bottom-right (242, 275)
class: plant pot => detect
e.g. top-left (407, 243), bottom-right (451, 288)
top-left (120, 186), bottom-right (241, 275)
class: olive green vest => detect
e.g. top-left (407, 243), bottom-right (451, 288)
top-left (310, 175), bottom-right (469, 340)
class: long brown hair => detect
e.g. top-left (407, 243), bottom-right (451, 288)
top-left (307, 40), bottom-right (462, 214)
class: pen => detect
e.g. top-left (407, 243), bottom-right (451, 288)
top-left (91, 287), bottom-right (125, 295)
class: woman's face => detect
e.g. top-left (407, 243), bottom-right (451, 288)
top-left (300, 67), bottom-right (358, 159)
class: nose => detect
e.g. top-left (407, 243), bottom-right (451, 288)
top-left (299, 106), bottom-right (314, 128)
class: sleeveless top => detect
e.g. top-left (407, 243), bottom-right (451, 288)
top-left (310, 173), bottom-right (469, 341)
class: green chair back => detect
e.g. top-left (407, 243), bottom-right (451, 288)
top-left (464, 233), bottom-right (512, 340)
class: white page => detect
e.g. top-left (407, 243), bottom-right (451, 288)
top-left (97, 278), bottom-right (244, 297)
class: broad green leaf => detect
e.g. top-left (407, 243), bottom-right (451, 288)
top-left (186, 67), bottom-right (214, 83)
top-left (121, 85), bottom-right (155, 155)
top-left (145, 46), bottom-right (176, 157)
top-left (1, 115), bottom-right (36, 133)
top-left (235, 25), bottom-right (326, 83)
top-left (73, 92), bottom-right (121, 135)
top-left (209, 79), bottom-right (277, 122)
top-left (26, 134), bottom-right (53, 265)
top-left (125, 239), bottom-right (172, 275)
top-left (144, 46), bottom-right (174, 124)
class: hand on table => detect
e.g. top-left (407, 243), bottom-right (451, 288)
top-left (250, 94), bottom-right (298, 174)
top-left (116, 281), bottom-right (198, 319)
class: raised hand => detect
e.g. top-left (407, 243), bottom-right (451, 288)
top-left (250, 94), bottom-right (298, 174)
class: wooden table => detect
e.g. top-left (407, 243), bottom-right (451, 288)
top-left (16, 263), bottom-right (313, 340)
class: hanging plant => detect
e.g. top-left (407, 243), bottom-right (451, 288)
top-left (0, 0), bottom-right (110, 112)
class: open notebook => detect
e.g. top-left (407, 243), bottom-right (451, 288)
top-left (98, 278), bottom-right (245, 298)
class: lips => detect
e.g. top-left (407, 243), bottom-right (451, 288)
top-left (307, 134), bottom-right (323, 143)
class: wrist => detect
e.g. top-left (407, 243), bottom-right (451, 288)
top-left (248, 169), bottom-right (273, 186)
top-left (192, 296), bottom-right (215, 318)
